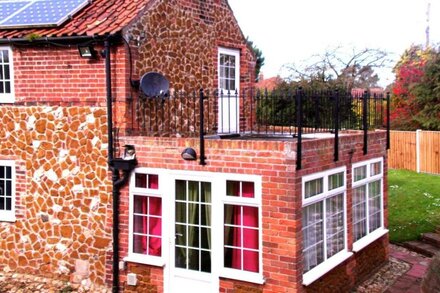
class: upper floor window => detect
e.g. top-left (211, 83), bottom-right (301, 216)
top-left (0, 47), bottom-right (14, 103)
top-left (0, 160), bottom-right (15, 222)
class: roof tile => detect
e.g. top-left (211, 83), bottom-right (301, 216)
top-left (0, 0), bottom-right (153, 39)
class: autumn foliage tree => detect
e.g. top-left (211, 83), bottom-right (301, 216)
top-left (391, 45), bottom-right (440, 130)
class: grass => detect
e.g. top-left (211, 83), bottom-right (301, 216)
top-left (388, 169), bottom-right (440, 243)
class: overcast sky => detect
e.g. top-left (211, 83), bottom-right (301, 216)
top-left (228, 0), bottom-right (440, 87)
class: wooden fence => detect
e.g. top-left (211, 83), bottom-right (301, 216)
top-left (388, 130), bottom-right (440, 175)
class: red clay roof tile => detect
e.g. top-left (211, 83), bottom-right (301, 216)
top-left (0, 0), bottom-right (153, 39)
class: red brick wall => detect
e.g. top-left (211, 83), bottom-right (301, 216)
top-left (116, 130), bottom-right (388, 292)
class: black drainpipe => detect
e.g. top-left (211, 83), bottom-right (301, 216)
top-left (105, 37), bottom-right (122, 293)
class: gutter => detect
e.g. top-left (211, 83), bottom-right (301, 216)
top-left (0, 35), bottom-right (106, 45)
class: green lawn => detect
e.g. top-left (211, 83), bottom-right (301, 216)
top-left (388, 169), bottom-right (440, 243)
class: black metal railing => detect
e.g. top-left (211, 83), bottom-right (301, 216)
top-left (126, 88), bottom-right (390, 167)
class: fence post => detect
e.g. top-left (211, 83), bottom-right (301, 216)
top-left (386, 92), bottom-right (390, 150)
top-left (416, 129), bottom-right (421, 173)
top-left (363, 90), bottom-right (368, 155)
top-left (199, 89), bottom-right (206, 166)
top-left (334, 89), bottom-right (340, 162)
top-left (296, 87), bottom-right (303, 171)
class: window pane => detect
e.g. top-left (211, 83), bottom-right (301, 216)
top-left (329, 172), bottom-right (344, 190)
top-left (135, 173), bottom-right (147, 188)
top-left (188, 249), bottom-right (200, 271)
top-left (175, 224), bottom-right (187, 246)
top-left (176, 180), bottom-right (186, 200)
top-left (242, 206), bottom-right (258, 228)
top-left (227, 181), bottom-right (240, 196)
top-left (304, 178), bottom-right (323, 198)
top-left (0, 82), bottom-right (3, 93)
top-left (148, 174), bottom-right (158, 189)
top-left (354, 166), bottom-right (367, 181)
top-left (224, 226), bottom-right (241, 246)
top-left (2, 50), bottom-right (9, 63)
top-left (175, 202), bottom-right (186, 223)
top-left (134, 195), bottom-right (147, 214)
top-left (5, 81), bottom-right (10, 93)
top-left (188, 181), bottom-right (199, 202)
top-left (6, 181), bottom-right (11, 196)
top-left (224, 247), bottom-right (241, 269)
top-left (371, 162), bottom-right (381, 176)
top-left (326, 195), bottom-right (344, 258)
top-left (303, 242), bottom-right (324, 273)
top-left (243, 250), bottom-right (259, 272)
top-left (0, 167), bottom-right (4, 178)
top-left (0, 197), bottom-right (4, 210)
top-left (369, 180), bottom-right (381, 198)
top-left (4, 65), bottom-right (10, 79)
top-left (353, 186), bottom-right (367, 241)
top-left (5, 167), bottom-right (11, 179)
top-left (243, 228), bottom-right (258, 249)
top-left (0, 180), bottom-right (4, 196)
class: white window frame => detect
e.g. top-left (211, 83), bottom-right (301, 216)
top-left (125, 168), bottom-right (165, 267)
top-left (352, 157), bottom-right (388, 252)
top-left (302, 166), bottom-right (352, 286)
top-left (126, 169), bottom-right (264, 285)
top-left (220, 175), bottom-right (264, 284)
top-left (218, 47), bottom-right (240, 133)
top-left (0, 160), bottom-right (16, 222)
top-left (0, 47), bottom-right (15, 103)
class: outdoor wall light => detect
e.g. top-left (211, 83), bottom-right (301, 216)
top-left (181, 147), bottom-right (197, 161)
top-left (78, 45), bottom-right (97, 58)
top-left (123, 145), bottom-right (136, 160)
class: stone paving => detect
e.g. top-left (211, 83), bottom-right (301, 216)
top-left (385, 245), bottom-right (432, 293)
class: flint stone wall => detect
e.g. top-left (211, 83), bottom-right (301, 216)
top-left (0, 106), bottom-right (112, 285)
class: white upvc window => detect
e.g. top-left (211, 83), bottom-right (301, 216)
top-left (352, 158), bottom-right (388, 252)
top-left (220, 176), bottom-right (264, 284)
top-left (0, 47), bottom-right (14, 103)
top-left (0, 160), bottom-right (16, 222)
top-left (302, 167), bottom-right (352, 286)
top-left (126, 169), bottom-right (164, 266)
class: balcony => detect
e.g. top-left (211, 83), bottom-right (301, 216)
top-left (124, 88), bottom-right (390, 168)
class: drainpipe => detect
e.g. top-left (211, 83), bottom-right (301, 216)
top-left (104, 37), bottom-right (120, 293)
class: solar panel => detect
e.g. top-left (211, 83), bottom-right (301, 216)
top-left (0, 0), bottom-right (90, 28)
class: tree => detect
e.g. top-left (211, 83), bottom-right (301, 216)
top-left (391, 45), bottom-right (440, 130)
top-left (246, 37), bottom-right (265, 82)
top-left (284, 46), bottom-right (389, 90)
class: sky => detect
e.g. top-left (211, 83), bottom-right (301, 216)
top-left (228, 0), bottom-right (440, 87)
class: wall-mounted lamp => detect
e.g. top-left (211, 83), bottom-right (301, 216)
top-left (181, 147), bottom-right (197, 161)
top-left (78, 45), bottom-right (97, 58)
top-left (123, 145), bottom-right (136, 160)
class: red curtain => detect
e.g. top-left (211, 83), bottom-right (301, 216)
top-left (231, 182), bottom-right (259, 272)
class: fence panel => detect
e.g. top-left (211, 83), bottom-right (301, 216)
top-left (388, 130), bottom-right (440, 175)
top-left (420, 131), bottom-right (440, 175)
top-left (388, 131), bottom-right (416, 171)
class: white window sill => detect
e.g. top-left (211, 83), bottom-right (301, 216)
top-left (123, 255), bottom-right (165, 267)
top-left (220, 269), bottom-right (265, 285)
top-left (353, 228), bottom-right (389, 252)
top-left (302, 250), bottom-right (353, 286)
top-left (0, 216), bottom-right (16, 223)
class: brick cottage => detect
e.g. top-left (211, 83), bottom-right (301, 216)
top-left (0, 0), bottom-right (390, 292)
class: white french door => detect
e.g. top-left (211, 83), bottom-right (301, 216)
top-left (167, 178), bottom-right (219, 293)
top-left (218, 47), bottom-right (240, 133)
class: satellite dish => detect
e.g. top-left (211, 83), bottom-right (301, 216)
top-left (140, 72), bottom-right (170, 97)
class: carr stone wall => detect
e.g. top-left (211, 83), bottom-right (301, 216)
top-left (0, 106), bottom-right (112, 285)
top-left (125, 0), bottom-right (255, 92)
